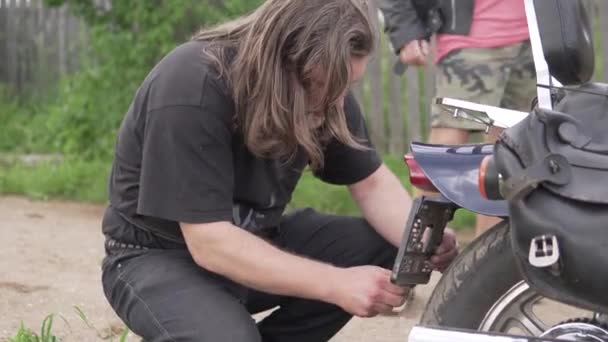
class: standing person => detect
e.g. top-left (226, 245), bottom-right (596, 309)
top-left (100, 0), bottom-right (459, 341)
top-left (378, 0), bottom-right (536, 236)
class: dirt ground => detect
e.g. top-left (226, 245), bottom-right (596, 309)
top-left (0, 195), bottom-right (447, 342)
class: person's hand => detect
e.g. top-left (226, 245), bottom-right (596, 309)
top-left (399, 39), bottom-right (430, 66)
top-left (431, 228), bottom-right (459, 272)
top-left (329, 266), bottom-right (410, 317)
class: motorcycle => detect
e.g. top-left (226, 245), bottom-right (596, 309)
top-left (390, 0), bottom-right (608, 341)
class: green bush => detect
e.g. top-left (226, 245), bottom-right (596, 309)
top-left (0, 85), bottom-right (25, 151)
top-left (289, 155), bottom-right (411, 215)
top-left (0, 85), bottom-right (50, 154)
top-left (34, 0), bottom-right (263, 160)
top-left (4, 2), bottom-right (267, 160)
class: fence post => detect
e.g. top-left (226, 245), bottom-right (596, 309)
top-left (35, 0), bottom-right (47, 95)
top-left (66, 11), bottom-right (80, 72)
top-left (58, 5), bottom-right (68, 76)
top-left (388, 69), bottom-right (403, 154)
top-left (0, 0), bottom-right (6, 85)
top-left (405, 67), bottom-right (421, 147)
top-left (6, 0), bottom-right (18, 93)
top-left (0, 0), bottom-right (89, 98)
top-left (367, 1), bottom-right (386, 153)
top-left (424, 52), bottom-right (436, 139)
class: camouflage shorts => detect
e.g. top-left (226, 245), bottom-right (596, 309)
top-left (431, 40), bottom-right (537, 131)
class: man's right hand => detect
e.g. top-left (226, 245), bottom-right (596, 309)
top-left (330, 266), bottom-right (409, 317)
top-left (399, 39), bottom-right (430, 66)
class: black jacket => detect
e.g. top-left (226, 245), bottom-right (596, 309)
top-left (378, 0), bottom-right (475, 53)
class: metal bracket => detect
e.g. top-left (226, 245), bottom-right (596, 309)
top-left (524, 0), bottom-right (554, 111)
top-left (437, 97), bottom-right (529, 129)
top-left (501, 154), bottom-right (571, 202)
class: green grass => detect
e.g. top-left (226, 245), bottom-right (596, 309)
top-left (289, 155), bottom-right (411, 216)
top-left (0, 155), bottom-right (475, 230)
top-left (0, 158), bottom-right (110, 203)
top-left (8, 309), bottom-right (130, 342)
top-left (290, 154), bottom-right (475, 230)
top-left (10, 316), bottom-right (57, 342)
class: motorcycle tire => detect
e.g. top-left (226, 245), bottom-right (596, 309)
top-left (420, 220), bottom-right (522, 329)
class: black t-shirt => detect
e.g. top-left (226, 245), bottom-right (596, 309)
top-left (103, 41), bottom-right (382, 244)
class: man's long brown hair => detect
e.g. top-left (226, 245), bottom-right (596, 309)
top-left (192, 0), bottom-right (376, 170)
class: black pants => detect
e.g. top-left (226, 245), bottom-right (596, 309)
top-left (101, 208), bottom-right (397, 342)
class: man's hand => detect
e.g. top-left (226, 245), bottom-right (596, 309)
top-left (330, 266), bottom-right (409, 317)
top-left (430, 228), bottom-right (459, 272)
top-left (399, 39), bottom-right (430, 66)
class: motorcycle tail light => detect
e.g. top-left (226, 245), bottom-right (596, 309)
top-left (479, 155), bottom-right (503, 200)
top-left (404, 154), bottom-right (438, 192)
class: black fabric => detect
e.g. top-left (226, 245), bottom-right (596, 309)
top-left (313, 101), bottom-right (382, 185)
top-left (493, 82), bottom-right (608, 313)
top-left (498, 83), bottom-right (608, 203)
top-left (101, 208), bottom-right (397, 342)
top-left (535, 0), bottom-right (595, 86)
top-left (378, 0), bottom-right (474, 53)
top-left (103, 40), bottom-right (381, 244)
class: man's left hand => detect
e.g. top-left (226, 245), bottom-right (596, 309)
top-left (430, 228), bottom-right (458, 272)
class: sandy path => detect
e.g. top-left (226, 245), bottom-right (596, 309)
top-left (0, 195), bottom-right (440, 342)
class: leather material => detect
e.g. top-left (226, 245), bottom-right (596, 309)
top-left (494, 83), bottom-right (608, 313)
top-left (500, 83), bottom-right (608, 204)
top-left (535, 0), bottom-right (595, 85)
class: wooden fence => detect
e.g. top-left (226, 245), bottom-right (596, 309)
top-left (2, 0), bottom-right (608, 154)
top-left (0, 0), bottom-right (86, 98)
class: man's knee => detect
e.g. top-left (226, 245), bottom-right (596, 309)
top-left (428, 127), bottom-right (470, 145)
top-left (342, 218), bottom-right (397, 268)
top-left (102, 251), bottom-right (261, 342)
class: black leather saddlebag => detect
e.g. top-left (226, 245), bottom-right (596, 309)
top-left (493, 82), bottom-right (608, 313)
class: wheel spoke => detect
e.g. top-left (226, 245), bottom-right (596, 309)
top-left (479, 281), bottom-right (552, 336)
top-left (516, 311), bottom-right (548, 336)
top-left (518, 296), bottom-right (549, 336)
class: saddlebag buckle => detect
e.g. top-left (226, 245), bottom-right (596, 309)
top-left (529, 234), bottom-right (560, 269)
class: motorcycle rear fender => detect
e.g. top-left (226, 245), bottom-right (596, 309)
top-left (410, 142), bottom-right (509, 217)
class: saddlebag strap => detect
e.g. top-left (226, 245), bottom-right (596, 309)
top-left (501, 154), bottom-right (571, 201)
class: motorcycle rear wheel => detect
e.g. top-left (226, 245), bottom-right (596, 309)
top-left (420, 220), bottom-right (598, 336)
top-left (420, 221), bottom-right (522, 329)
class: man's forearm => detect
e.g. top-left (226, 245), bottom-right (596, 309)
top-left (181, 222), bottom-right (340, 302)
top-left (349, 164), bottom-right (413, 247)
